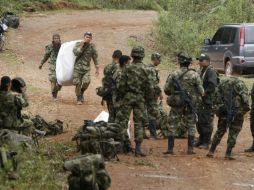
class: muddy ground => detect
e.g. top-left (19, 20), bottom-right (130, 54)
top-left (1, 10), bottom-right (254, 190)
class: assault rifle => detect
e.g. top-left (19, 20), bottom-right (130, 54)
top-left (226, 88), bottom-right (237, 128)
top-left (172, 76), bottom-right (197, 114)
top-left (0, 147), bottom-right (18, 171)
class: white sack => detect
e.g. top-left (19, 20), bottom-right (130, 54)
top-left (56, 40), bottom-right (81, 86)
top-left (93, 111), bottom-right (109, 123)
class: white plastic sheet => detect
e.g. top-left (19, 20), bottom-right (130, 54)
top-left (93, 111), bottom-right (109, 123)
top-left (56, 40), bottom-right (81, 86)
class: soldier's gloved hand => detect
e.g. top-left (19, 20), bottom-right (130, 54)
top-left (39, 64), bottom-right (43, 69)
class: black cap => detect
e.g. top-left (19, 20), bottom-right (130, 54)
top-left (84, 32), bottom-right (92, 37)
top-left (112, 50), bottom-right (122, 59)
top-left (1, 76), bottom-right (11, 85)
top-left (196, 53), bottom-right (210, 61)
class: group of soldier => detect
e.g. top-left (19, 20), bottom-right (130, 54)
top-left (1, 32), bottom-right (254, 161)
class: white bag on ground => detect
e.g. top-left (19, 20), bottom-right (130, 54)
top-left (56, 40), bottom-right (81, 86)
top-left (94, 111), bottom-right (109, 123)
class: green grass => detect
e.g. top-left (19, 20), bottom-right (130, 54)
top-left (0, 141), bottom-right (76, 190)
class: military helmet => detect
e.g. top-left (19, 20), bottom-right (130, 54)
top-left (131, 46), bottom-right (145, 58)
top-left (11, 77), bottom-right (26, 93)
top-left (177, 52), bottom-right (192, 65)
top-left (151, 53), bottom-right (161, 61)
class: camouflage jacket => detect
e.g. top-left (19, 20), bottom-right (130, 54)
top-left (40, 43), bottom-right (61, 72)
top-left (146, 63), bottom-right (161, 98)
top-left (73, 42), bottom-right (98, 73)
top-left (214, 77), bottom-right (250, 115)
top-left (112, 65), bottom-right (126, 107)
top-left (164, 67), bottom-right (204, 107)
top-left (117, 60), bottom-right (154, 104)
top-left (0, 91), bottom-right (29, 129)
top-left (199, 65), bottom-right (218, 105)
top-left (101, 62), bottom-right (118, 99)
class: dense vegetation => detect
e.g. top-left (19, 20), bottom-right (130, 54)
top-left (1, 0), bottom-right (254, 59)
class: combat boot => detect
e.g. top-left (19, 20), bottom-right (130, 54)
top-left (199, 134), bottom-right (209, 150)
top-left (163, 136), bottom-right (174, 155)
top-left (135, 142), bottom-right (146, 157)
top-left (206, 143), bottom-right (217, 158)
top-left (76, 96), bottom-right (83, 105)
top-left (225, 146), bottom-right (235, 160)
top-left (81, 89), bottom-right (85, 103)
top-left (194, 135), bottom-right (203, 147)
top-left (52, 92), bottom-right (57, 100)
top-left (187, 135), bottom-right (196, 155)
top-left (148, 120), bottom-right (158, 139)
top-left (244, 140), bottom-right (254, 152)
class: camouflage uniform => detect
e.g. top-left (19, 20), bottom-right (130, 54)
top-left (245, 83), bottom-right (254, 152)
top-left (102, 62), bottom-right (118, 122)
top-left (145, 63), bottom-right (162, 138)
top-left (0, 91), bottom-right (33, 135)
top-left (207, 77), bottom-right (250, 159)
top-left (73, 42), bottom-right (98, 101)
top-left (40, 43), bottom-right (62, 97)
top-left (164, 64), bottom-right (204, 154)
top-left (114, 46), bottom-right (154, 156)
top-left (196, 65), bottom-right (218, 147)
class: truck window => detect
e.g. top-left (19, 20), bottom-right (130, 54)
top-left (245, 26), bottom-right (254, 44)
top-left (221, 27), bottom-right (237, 44)
top-left (212, 28), bottom-right (224, 44)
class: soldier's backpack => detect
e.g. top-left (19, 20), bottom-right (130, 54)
top-left (64, 154), bottom-right (111, 190)
top-left (2, 12), bottom-right (20, 29)
top-left (73, 120), bottom-right (130, 160)
top-left (31, 115), bottom-right (64, 136)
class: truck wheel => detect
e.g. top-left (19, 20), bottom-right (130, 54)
top-left (225, 60), bottom-right (233, 76)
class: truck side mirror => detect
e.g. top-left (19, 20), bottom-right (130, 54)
top-left (204, 38), bottom-right (211, 45)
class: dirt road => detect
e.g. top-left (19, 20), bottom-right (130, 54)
top-left (2, 10), bottom-right (254, 190)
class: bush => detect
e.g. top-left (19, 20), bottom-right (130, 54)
top-left (155, 0), bottom-right (254, 59)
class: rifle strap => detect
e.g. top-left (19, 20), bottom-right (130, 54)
top-left (178, 69), bottom-right (195, 80)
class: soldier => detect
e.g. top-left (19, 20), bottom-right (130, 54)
top-left (102, 50), bottom-right (122, 122)
top-left (163, 52), bottom-right (204, 155)
top-left (245, 83), bottom-right (254, 152)
top-left (114, 47), bottom-right (154, 157)
top-left (195, 54), bottom-right (218, 149)
top-left (207, 77), bottom-right (250, 159)
top-left (0, 76), bottom-right (33, 135)
top-left (145, 53), bottom-right (163, 139)
top-left (73, 32), bottom-right (99, 105)
top-left (39, 33), bottom-right (62, 100)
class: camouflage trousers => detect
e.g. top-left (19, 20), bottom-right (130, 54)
top-left (49, 70), bottom-right (62, 94)
top-left (146, 100), bottom-right (161, 121)
top-left (211, 114), bottom-right (244, 149)
top-left (158, 103), bottom-right (169, 137)
top-left (106, 98), bottom-right (116, 123)
top-left (196, 103), bottom-right (214, 141)
top-left (73, 70), bottom-right (91, 97)
top-left (168, 107), bottom-right (196, 137)
top-left (115, 102), bottom-right (145, 143)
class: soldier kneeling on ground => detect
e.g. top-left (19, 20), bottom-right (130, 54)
top-left (0, 76), bottom-right (44, 136)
